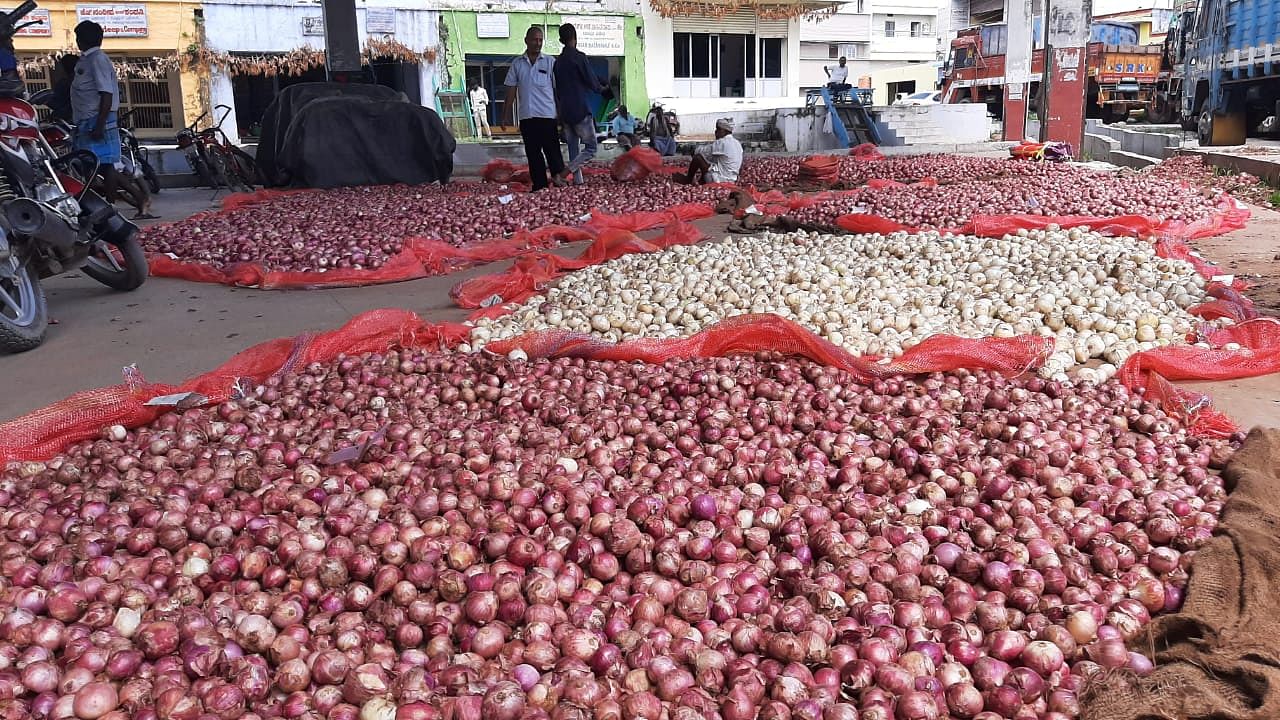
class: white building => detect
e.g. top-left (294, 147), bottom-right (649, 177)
top-left (798, 0), bottom-right (945, 94)
top-left (640, 0), bottom-right (842, 121)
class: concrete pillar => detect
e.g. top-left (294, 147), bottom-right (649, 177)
top-left (1042, 0), bottom-right (1091, 148)
top-left (1004, 0), bottom-right (1033, 140)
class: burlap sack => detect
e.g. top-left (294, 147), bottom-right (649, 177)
top-left (1082, 428), bottom-right (1280, 720)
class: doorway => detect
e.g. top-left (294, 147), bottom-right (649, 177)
top-left (720, 35), bottom-right (746, 97)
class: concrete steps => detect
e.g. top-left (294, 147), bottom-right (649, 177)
top-left (870, 104), bottom-right (993, 147)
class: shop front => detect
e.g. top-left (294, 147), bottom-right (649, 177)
top-left (439, 10), bottom-right (645, 138)
top-left (201, 0), bottom-right (440, 141)
top-left (11, 0), bottom-right (199, 139)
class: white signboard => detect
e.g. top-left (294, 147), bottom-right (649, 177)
top-left (560, 15), bottom-right (625, 56)
top-left (476, 13), bottom-right (509, 38)
top-left (302, 15), bottom-right (325, 36)
top-left (4, 8), bottom-right (51, 37)
top-left (76, 4), bottom-right (148, 37)
top-left (1151, 8), bottom-right (1174, 35)
top-left (366, 7), bottom-right (395, 34)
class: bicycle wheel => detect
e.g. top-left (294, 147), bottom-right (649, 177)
top-left (229, 146), bottom-right (261, 188)
top-left (206, 150), bottom-right (235, 192)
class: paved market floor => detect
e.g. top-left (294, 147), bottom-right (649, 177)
top-left (2, 186), bottom-right (1278, 433)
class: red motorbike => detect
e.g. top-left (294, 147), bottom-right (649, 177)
top-left (0, 0), bottom-right (146, 352)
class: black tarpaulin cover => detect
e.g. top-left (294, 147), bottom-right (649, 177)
top-left (256, 82), bottom-right (405, 187)
top-left (276, 97), bottom-right (456, 189)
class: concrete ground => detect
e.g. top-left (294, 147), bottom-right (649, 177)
top-left (2, 185), bottom-right (1279, 436)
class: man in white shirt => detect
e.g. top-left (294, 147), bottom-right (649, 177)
top-left (825, 56), bottom-right (852, 93)
top-left (468, 81), bottom-right (491, 139)
top-left (677, 118), bottom-right (743, 185)
top-left (502, 26), bottom-right (566, 191)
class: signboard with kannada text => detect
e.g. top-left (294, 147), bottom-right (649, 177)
top-left (476, 13), bottom-right (509, 38)
top-left (559, 15), bottom-right (625, 56)
top-left (302, 15), bottom-right (325, 36)
top-left (366, 7), bottom-right (395, 34)
top-left (76, 4), bottom-right (148, 37)
top-left (3, 8), bottom-right (51, 37)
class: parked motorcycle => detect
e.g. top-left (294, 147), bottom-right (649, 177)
top-left (119, 108), bottom-right (160, 195)
top-left (27, 95), bottom-right (160, 196)
top-left (0, 0), bottom-right (147, 352)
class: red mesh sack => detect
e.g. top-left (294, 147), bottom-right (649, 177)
top-left (798, 156), bottom-right (841, 184)
top-left (866, 178), bottom-right (906, 190)
top-left (1154, 195), bottom-right (1250, 241)
top-left (1116, 319), bottom-right (1280, 437)
top-left (583, 203), bottom-right (715, 233)
top-left (849, 143), bottom-right (885, 161)
top-left (610, 147), bottom-right (665, 182)
top-left (835, 213), bottom-right (915, 235)
top-left (487, 313), bottom-right (1053, 382)
top-left (481, 159), bottom-right (524, 184)
top-left (0, 309), bottom-right (469, 464)
top-left (220, 188), bottom-right (313, 212)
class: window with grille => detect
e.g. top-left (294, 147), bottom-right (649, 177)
top-left (119, 73), bottom-right (176, 131)
top-left (884, 20), bottom-right (896, 36)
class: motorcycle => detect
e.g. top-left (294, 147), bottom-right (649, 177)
top-left (119, 108), bottom-right (160, 195)
top-left (27, 96), bottom-right (160, 195)
top-left (0, 0), bottom-right (147, 353)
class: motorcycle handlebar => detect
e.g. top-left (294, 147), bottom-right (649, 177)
top-left (0, 1), bottom-right (37, 38)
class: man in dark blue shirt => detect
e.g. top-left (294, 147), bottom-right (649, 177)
top-left (552, 23), bottom-right (608, 186)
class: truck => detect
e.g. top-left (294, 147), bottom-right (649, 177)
top-left (941, 20), bottom-right (1163, 122)
top-left (1151, 0), bottom-right (1280, 144)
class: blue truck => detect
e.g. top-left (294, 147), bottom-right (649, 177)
top-left (1153, 0), bottom-right (1280, 144)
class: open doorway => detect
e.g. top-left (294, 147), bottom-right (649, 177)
top-left (719, 35), bottom-right (746, 97)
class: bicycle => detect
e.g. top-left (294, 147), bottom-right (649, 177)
top-left (177, 105), bottom-right (259, 193)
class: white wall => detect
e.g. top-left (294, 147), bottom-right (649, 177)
top-left (1092, 0), bottom-right (1171, 16)
top-left (641, 7), bottom-right (806, 115)
top-left (201, 0), bottom-right (441, 141)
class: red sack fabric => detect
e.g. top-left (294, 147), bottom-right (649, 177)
top-left (220, 188), bottom-right (314, 212)
top-left (453, 218), bottom-right (707, 312)
top-left (0, 309), bottom-right (470, 465)
top-left (480, 159), bottom-right (525, 184)
top-left (610, 147), bottom-right (665, 182)
top-left (1116, 319), bottom-right (1280, 438)
top-left (849, 143), bottom-right (885, 161)
top-left (797, 156), bottom-right (841, 184)
top-left (486, 313), bottom-right (1054, 382)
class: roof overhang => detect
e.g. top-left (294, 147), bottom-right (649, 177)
top-left (649, 0), bottom-right (845, 21)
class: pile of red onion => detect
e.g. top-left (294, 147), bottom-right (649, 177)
top-left (0, 348), bottom-right (1237, 720)
top-left (734, 155), bottom-right (1077, 191)
top-left (138, 179), bottom-right (725, 274)
top-left (789, 170), bottom-right (1220, 228)
top-left (1138, 156), bottom-right (1276, 208)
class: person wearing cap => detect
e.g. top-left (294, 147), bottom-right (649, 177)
top-left (677, 118), bottom-right (743, 185)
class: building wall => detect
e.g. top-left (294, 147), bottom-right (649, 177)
top-left (869, 60), bottom-right (941, 103)
top-left (12, 0), bottom-right (200, 138)
top-left (201, 0), bottom-right (441, 139)
top-left (437, 9), bottom-right (647, 116)
top-left (640, 5), bottom-right (805, 116)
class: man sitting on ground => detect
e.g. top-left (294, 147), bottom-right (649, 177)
top-left (676, 118), bottom-right (742, 185)
top-left (611, 105), bottom-right (639, 150)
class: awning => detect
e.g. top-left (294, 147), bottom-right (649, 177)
top-left (649, 0), bottom-right (843, 21)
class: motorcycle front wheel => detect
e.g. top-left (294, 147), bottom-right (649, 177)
top-left (141, 158), bottom-right (161, 195)
top-left (0, 254), bottom-right (49, 353)
top-left (83, 229), bottom-right (148, 291)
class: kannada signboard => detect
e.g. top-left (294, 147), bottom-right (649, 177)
top-left (4, 8), bottom-right (51, 36)
top-left (476, 13), bottom-right (509, 38)
top-left (560, 15), bottom-right (625, 55)
top-left (365, 7), bottom-right (395, 34)
top-left (302, 15), bottom-right (325, 36)
top-left (76, 4), bottom-right (148, 37)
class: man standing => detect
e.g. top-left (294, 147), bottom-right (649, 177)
top-left (824, 56), bottom-right (852, 93)
top-left (468, 81), bottom-right (491, 139)
top-left (611, 105), bottom-right (639, 149)
top-left (72, 21), bottom-right (145, 216)
top-left (503, 26), bottom-right (565, 191)
top-left (552, 23), bottom-right (608, 186)
top-left (677, 118), bottom-right (742, 185)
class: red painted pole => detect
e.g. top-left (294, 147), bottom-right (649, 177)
top-left (1041, 0), bottom-right (1092, 150)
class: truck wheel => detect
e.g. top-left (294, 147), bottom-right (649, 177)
top-left (1197, 110), bottom-right (1214, 145)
